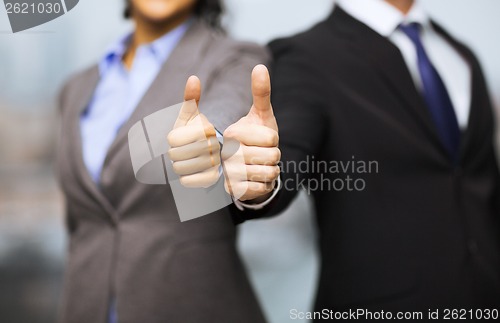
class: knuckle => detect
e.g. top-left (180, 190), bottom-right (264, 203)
top-left (271, 166), bottom-right (281, 179)
top-left (271, 148), bottom-right (281, 163)
top-left (263, 135), bottom-right (274, 147)
top-left (209, 139), bottom-right (221, 154)
top-left (213, 154), bottom-right (222, 165)
top-left (203, 124), bottom-right (215, 135)
top-left (256, 184), bottom-right (269, 195)
top-left (271, 132), bottom-right (279, 146)
top-left (179, 176), bottom-right (189, 187)
top-left (263, 167), bottom-right (274, 179)
top-left (210, 167), bottom-right (219, 178)
top-left (172, 162), bottom-right (183, 175)
top-left (172, 162), bottom-right (179, 174)
top-left (264, 131), bottom-right (279, 147)
top-left (263, 166), bottom-right (279, 181)
top-left (166, 132), bottom-right (176, 146)
top-left (167, 149), bottom-right (175, 161)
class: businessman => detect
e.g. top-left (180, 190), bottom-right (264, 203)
top-left (171, 0), bottom-right (500, 318)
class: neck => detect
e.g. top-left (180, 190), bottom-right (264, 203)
top-left (384, 0), bottom-right (415, 15)
top-left (123, 13), bottom-right (191, 69)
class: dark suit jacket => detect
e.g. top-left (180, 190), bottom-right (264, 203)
top-left (57, 21), bottom-right (268, 323)
top-left (235, 7), bottom-right (500, 316)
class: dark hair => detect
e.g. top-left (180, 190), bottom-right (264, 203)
top-left (124, 0), bottom-right (224, 28)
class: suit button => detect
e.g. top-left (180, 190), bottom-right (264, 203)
top-left (467, 240), bottom-right (478, 254)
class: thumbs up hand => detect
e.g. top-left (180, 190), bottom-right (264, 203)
top-left (167, 76), bottom-right (221, 188)
top-left (222, 65), bottom-right (281, 201)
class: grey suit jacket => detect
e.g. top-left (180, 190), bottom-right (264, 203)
top-left (56, 21), bottom-right (269, 323)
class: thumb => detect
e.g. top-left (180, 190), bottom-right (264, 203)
top-left (175, 76), bottom-right (201, 128)
top-left (250, 64), bottom-right (274, 120)
top-left (184, 75), bottom-right (201, 104)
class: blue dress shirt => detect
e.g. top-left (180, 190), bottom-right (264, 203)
top-left (80, 21), bottom-right (190, 184)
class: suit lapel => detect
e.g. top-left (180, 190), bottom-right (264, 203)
top-left (430, 22), bottom-right (486, 165)
top-left (68, 66), bottom-right (118, 219)
top-left (329, 8), bottom-right (449, 161)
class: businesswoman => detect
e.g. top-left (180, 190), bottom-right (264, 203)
top-left (56, 1), bottom-right (268, 322)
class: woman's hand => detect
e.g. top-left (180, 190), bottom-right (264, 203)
top-left (167, 76), bottom-right (221, 188)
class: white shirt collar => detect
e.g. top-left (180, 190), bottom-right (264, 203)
top-left (336, 0), bottom-right (431, 37)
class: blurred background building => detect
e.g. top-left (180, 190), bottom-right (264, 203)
top-left (0, 1), bottom-right (499, 322)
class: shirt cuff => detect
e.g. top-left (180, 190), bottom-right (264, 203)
top-left (215, 129), bottom-right (223, 144)
top-left (233, 176), bottom-right (282, 211)
top-left (215, 129), bottom-right (223, 176)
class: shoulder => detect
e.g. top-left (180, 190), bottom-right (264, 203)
top-left (60, 65), bottom-right (98, 92)
top-left (58, 65), bottom-right (99, 113)
top-left (267, 19), bottom-right (335, 85)
top-left (269, 19), bottom-right (332, 60)
top-left (200, 27), bottom-right (270, 64)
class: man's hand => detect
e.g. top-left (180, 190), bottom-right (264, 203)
top-left (167, 76), bottom-right (221, 188)
top-left (222, 65), bottom-right (281, 201)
